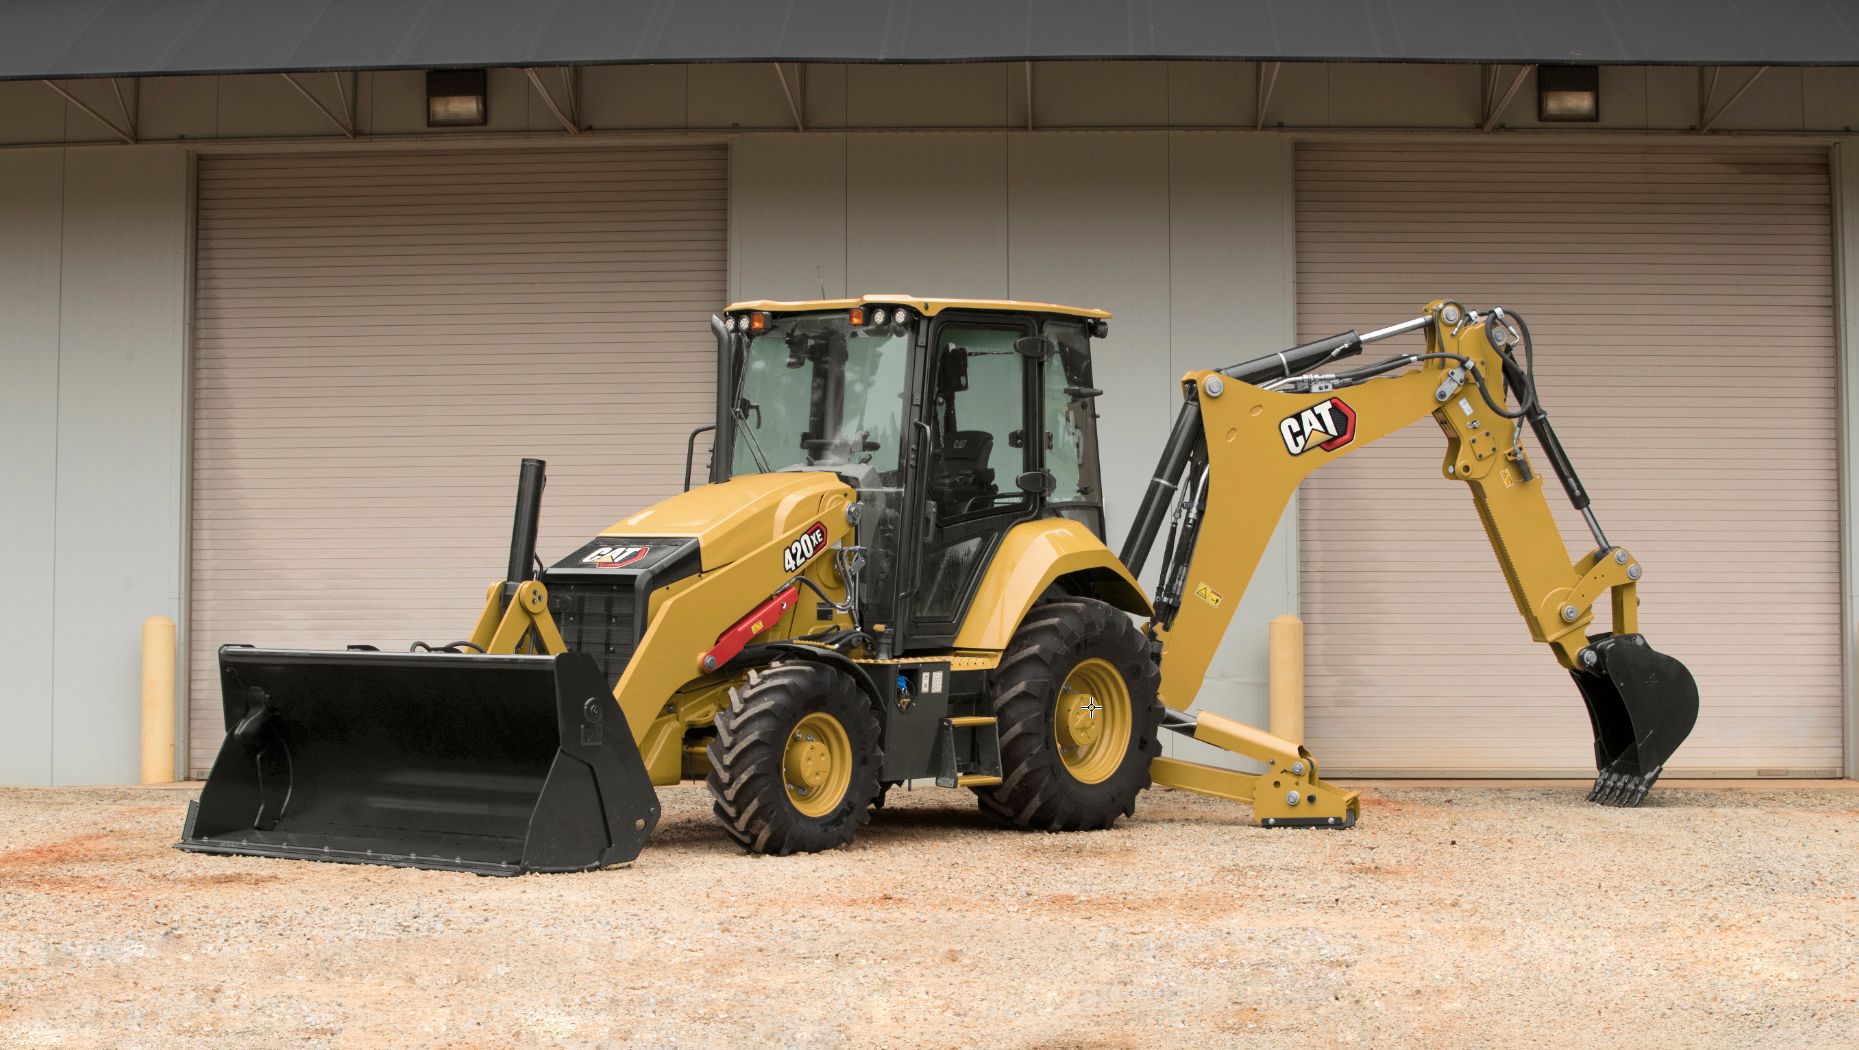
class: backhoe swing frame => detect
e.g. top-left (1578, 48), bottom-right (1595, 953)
top-left (1134, 301), bottom-right (1648, 825)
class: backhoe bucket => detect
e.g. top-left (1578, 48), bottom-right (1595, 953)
top-left (1570, 633), bottom-right (1699, 807)
top-left (178, 647), bottom-right (659, 875)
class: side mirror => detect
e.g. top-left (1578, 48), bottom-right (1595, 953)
top-left (1014, 335), bottom-right (1055, 360)
top-left (1015, 470), bottom-right (1056, 496)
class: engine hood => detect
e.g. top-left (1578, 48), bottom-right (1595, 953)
top-left (599, 471), bottom-right (856, 571)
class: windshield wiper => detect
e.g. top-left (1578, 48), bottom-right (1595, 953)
top-left (735, 397), bottom-right (772, 473)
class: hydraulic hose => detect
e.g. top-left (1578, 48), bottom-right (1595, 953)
top-left (1482, 311), bottom-right (1587, 512)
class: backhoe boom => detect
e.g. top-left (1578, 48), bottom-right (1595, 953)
top-left (1134, 300), bottom-right (1698, 820)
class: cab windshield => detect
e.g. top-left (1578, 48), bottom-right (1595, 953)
top-left (729, 315), bottom-right (911, 477)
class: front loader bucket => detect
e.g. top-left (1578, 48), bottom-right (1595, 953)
top-left (1570, 633), bottom-right (1699, 807)
top-left (178, 647), bottom-right (659, 875)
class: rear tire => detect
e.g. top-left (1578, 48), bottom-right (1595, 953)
top-left (975, 598), bottom-right (1162, 831)
top-left (707, 662), bottom-right (882, 855)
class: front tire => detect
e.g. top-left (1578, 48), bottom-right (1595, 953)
top-left (975, 598), bottom-right (1163, 831)
top-left (707, 663), bottom-right (882, 855)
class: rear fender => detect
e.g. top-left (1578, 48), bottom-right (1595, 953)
top-left (952, 519), bottom-right (1151, 651)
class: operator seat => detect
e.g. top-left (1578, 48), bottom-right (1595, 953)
top-left (933, 430), bottom-right (998, 515)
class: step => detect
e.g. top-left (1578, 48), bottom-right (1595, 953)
top-left (955, 774), bottom-right (1002, 787)
top-left (945, 716), bottom-right (997, 728)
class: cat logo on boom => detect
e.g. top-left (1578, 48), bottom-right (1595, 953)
top-left (1279, 397), bottom-right (1358, 455)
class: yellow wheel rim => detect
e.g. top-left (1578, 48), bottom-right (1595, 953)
top-left (1053, 658), bottom-right (1132, 785)
top-left (782, 712), bottom-right (853, 817)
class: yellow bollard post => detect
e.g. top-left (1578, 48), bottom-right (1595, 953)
top-left (141, 616), bottom-right (176, 784)
top-left (1268, 614), bottom-right (1304, 746)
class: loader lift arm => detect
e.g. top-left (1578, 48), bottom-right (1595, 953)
top-left (1124, 301), bottom-right (1698, 822)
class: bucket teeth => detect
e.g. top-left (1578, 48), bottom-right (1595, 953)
top-left (1586, 766), bottom-right (1661, 808)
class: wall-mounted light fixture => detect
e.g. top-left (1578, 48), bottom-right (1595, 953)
top-left (426, 69), bottom-right (488, 127)
top-left (1538, 65), bottom-right (1599, 122)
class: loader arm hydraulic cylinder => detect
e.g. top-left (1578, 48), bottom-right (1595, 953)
top-left (1134, 301), bottom-right (1697, 814)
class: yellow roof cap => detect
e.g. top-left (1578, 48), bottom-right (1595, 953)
top-left (724, 294), bottom-right (1110, 320)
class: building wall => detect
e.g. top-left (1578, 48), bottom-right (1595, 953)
top-left (732, 132), bottom-right (1300, 766)
top-left (3, 57), bottom-right (1859, 782)
top-left (0, 146), bottom-right (190, 784)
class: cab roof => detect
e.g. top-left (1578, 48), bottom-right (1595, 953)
top-left (724, 294), bottom-right (1111, 320)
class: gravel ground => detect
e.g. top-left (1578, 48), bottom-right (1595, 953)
top-left (1, 781), bottom-right (1855, 1048)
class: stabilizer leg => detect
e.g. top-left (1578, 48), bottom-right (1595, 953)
top-left (1149, 710), bottom-right (1359, 828)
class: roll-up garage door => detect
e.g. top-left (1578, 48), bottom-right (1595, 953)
top-left (188, 147), bottom-right (726, 775)
top-left (1295, 144), bottom-right (1839, 777)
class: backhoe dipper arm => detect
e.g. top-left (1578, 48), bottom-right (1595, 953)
top-left (1133, 300), bottom-right (1698, 822)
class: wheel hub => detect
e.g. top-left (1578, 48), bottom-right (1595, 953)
top-left (787, 736), bottom-right (831, 789)
top-left (1052, 658), bottom-right (1133, 785)
top-left (1061, 689), bottom-right (1105, 748)
top-left (782, 712), bottom-right (854, 817)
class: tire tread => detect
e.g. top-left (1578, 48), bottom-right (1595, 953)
top-left (705, 662), bottom-right (882, 855)
top-left (973, 598), bottom-right (1162, 832)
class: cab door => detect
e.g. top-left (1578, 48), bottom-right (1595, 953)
top-left (901, 314), bottom-right (1039, 645)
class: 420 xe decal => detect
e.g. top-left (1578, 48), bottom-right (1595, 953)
top-left (1279, 397), bottom-right (1357, 455)
top-left (783, 522), bottom-right (829, 573)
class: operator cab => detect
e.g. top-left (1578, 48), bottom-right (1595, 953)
top-left (712, 296), bottom-right (1109, 653)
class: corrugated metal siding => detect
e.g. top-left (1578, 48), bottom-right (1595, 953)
top-left (188, 147), bottom-right (726, 775)
top-left (1295, 144), bottom-right (1840, 776)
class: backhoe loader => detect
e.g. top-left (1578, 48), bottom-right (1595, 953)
top-left (181, 297), bottom-right (1698, 874)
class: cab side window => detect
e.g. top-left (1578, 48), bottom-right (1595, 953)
top-left (1039, 320), bottom-right (1106, 536)
top-left (912, 324), bottom-right (1031, 626)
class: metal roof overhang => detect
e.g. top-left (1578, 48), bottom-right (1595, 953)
top-left (3, 0), bottom-right (1856, 82)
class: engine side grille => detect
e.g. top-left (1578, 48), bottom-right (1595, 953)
top-left (548, 581), bottom-right (639, 690)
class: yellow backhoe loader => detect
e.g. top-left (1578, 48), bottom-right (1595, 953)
top-left (180, 297), bottom-right (1698, 874)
